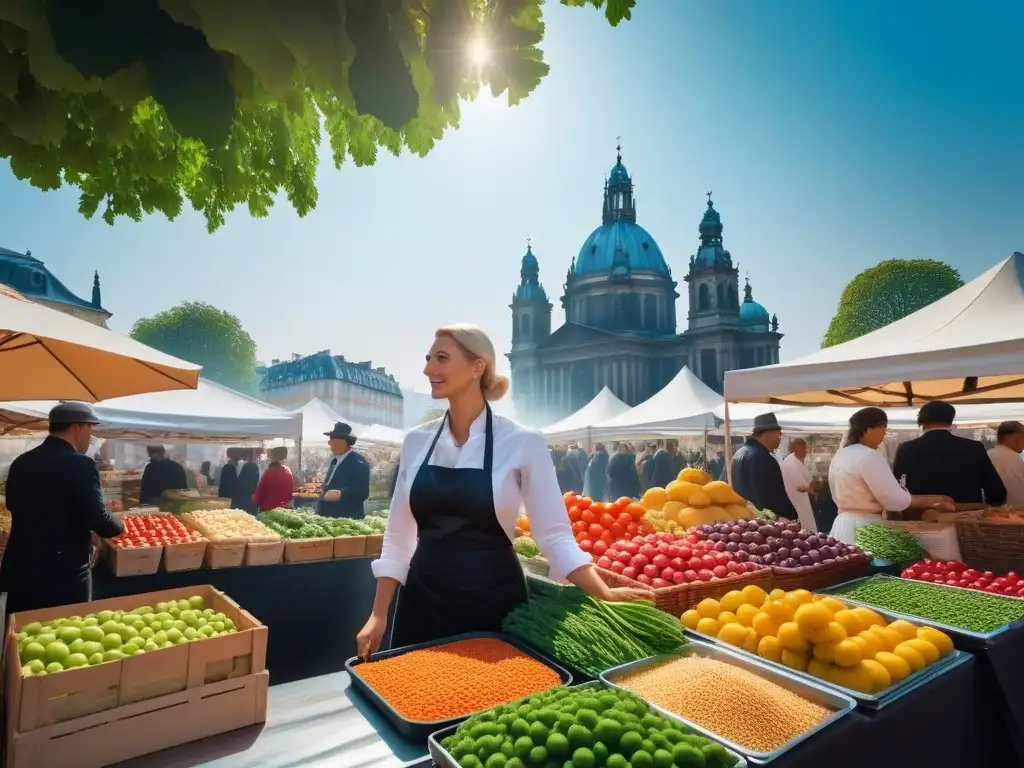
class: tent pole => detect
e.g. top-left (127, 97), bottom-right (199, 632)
top-left (724, 401), bottom-right (733, 484)
top-left (703, 428), bottom-right (708, 465)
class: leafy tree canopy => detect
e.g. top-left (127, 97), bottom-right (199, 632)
top-left (822, 259), bottom-right (964, 348)
top-left (0, 0), bottom-right (633, 232)
top-left (130, 301), bottom-right (260, 394)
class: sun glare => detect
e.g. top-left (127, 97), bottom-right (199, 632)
top-left (468, 37), bottom-right (490, 66)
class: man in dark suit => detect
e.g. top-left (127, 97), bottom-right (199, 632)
top-left (232, 448), bottom-right (263, 514)
top-left (893, 401), bottom-right (1006, 506)
top-left (317, 422), bottom-right (370, 518)
top-left (139, 445), bottom-right (188, 504)
top-left (1, 403), bottom-right (124, 627)
top-left (731, 412), bottom-right (799, 520)
top-left (606, 442), bottom-right (640, 500)
top-left (650, 440), bottom-right (683, 489)
top-left (217, 447), bottom-right (241, 499)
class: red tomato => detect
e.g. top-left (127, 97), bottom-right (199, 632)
top-left (597, 555), bottom-right (612, 569)
top-left (625, 522), bottom-right (639, 536)
top-left (610, 523), bottom-right (625, 539)
top-left (631, 554), bottom-right (650, 570)
top-left (610, 560), bottom-right (626, 574)
top-left (577, 537), bottom-right (593, 551)
top-left (591, 540), bottom-right (608, 556)
top-left (636, 574), bottom-right (653, 585)
top-left (651, 578), bottom-right (671, 589)
top-left (568, 506), bottom-right (582, 522)
top-left (660, 567), bottom-right (676, 582)
top-left (572, 521), bottom-right (586, 535)
top-left (599, 513), bottom-right (617, 529)
top-left (600, 530), bottom-right (615, 544)
top-left (616, 551), bottom-right (631, 565)
top-left (587, 523), bottom-right (605, 539)
top-left (590, 502), bottom-right (606, 515)
top-left (617, 512), bottom-right (633, 526)
top-left (615, 497), bottom-right (632, 511)
top-left (683, 569), bottom-right (699, 582)
top-left (701, 555), bottom-right (717, 569)
top-left (581, 509), bottom-right (597, 525)
top-left (563, 491), bottom-right (577, 506)
top-left (712, 565), bottom-right (729, 579)
top-left (697, 569), bottom-right (714, 581)
top-left (623, 542), bottom-right (640, 556)
top-left (622, 566), bottom-right (638, 579)
top-left (643, 564), bottom-right (660, 579)
top-left (576, 497), bottom-right (592, 511)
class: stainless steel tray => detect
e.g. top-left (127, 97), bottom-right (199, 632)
top-left (683, 589), bottom-right (967, 708)
top-left (428, 681), bottom-right (749, 768)
top-left (823, 575), bottom-right (1024, 648)
top-left (599, 639), bottom-right (856, 763)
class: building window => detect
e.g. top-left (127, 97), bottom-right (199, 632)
top-left (698, 284), bottom-right (710, 311)
top-left (727, 284), bottom-right (737, 308)
top-left (643, 294), bottom-right (657, 330)
top-left (522, 313), bottom-right (531, 340)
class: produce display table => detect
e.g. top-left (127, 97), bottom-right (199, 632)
top-left (974, 623), bottom-right (1024, 762)
top-left (92, 556), bottom-right (381, 684)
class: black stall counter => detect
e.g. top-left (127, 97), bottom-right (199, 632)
top-left (93, 556), bottom-right (381, 685)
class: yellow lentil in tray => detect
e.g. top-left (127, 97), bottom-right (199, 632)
top-left (617, 655), bottom-right (834, 753)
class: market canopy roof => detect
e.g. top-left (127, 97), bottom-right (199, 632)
top-left (0, 379), bottom-right (300, 441)
top-left (292, 398), bottom-right (369, 445)
top-left (725, 252), bottom-right (1024, 407)
top-left (357, 423), bottom-right (406, 447)
top-left (0, 284), bottom-right (200, 401)
top-left (718, 402), bottom-right (1024, 433)
top-left (542, 387), bottom-right (630, 443)
top-left (593, 366), bottom-right (721, 436)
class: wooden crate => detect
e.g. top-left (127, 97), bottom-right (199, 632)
top-left (163, 540), bottom-right (208, 572)
top-left (333, 535), bottom-right (367, 559)
top-left (6, 672), bottom-right (268, 768)
top-left (595, 566), bottom-right (774, 616)
top-left (283, 538), bottom-right (334, 563)
top-left (203, 541), bottom-right (246, 569)
top-left (364, 534), bottom-right (383, 556)
top-left (104, 541), bottom-right (162, 577)
top-left (244, 540), bottom-right (284, 566)
top-left (4, 584), bottom-right (267, 736)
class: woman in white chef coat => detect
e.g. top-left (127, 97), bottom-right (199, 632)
top-left (356, 324), bottom-right (644, 658)
top-left (829, 407), bottom-right (954, 544)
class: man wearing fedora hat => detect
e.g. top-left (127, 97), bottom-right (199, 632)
top-left (1, 402), bottom-right (125, 626)
top-left (317, 422), bottom-right (370, 518)
top-left (730, 412), bottom-right (799, 520)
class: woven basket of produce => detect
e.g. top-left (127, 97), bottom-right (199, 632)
top-left (597, 566), bottom-right (773, 616)
top-left (956, 516), bottom-right (1024, 574)
top-left (770, 554), bottom-right (870, 592)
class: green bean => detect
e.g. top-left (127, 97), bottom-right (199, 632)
top-left (854, 524), bottom-right (928, 566)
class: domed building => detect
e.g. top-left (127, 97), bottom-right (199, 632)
top-left (508, 146), bottom-right (781, 424)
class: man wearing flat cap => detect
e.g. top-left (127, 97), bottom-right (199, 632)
top-left (317, 422), bottom-right (370, 518)
top-left (893, 401), bottom-right (1006, 506)
top-left (730, 412), bottom-right (799, 520)
top-left (1, 402), bottom-right (124, 626)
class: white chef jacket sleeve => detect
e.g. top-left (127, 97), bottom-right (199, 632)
top-left (371, 432), bottom-right (420, 584)
top-left (861, 450), bottom-right (912, 512)
top-left (518, 430), bottom-right (592, 582)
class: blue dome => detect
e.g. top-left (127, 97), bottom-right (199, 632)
top-left (740, 299), bottom-right (769, 325)
top-left (609, 161), bottom-right (629, 183)
top-left (574, 221), bottom-right (669, 276)
top-left (521, 247), bottom-right (538, 271)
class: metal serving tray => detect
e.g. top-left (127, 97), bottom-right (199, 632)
top-left (345, 631), bottom-right (572, 742)
top-left (683, 590), bottom-right (967, 709)
top-left (823, 574), bottom-right (1024, 649)
top-left (427, 681), bottom-right (748, 768)
top-left (599, 638), bottom-right (856, 763)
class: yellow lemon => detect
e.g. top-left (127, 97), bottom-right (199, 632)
top-left (740, 584), bottom-right (769, 606)
top-left (680, 609), bottom-right (701, 630)
top-left (717, 611), bottom-right (739, 627)
top-left (758, 634), bottom-right (784, 662)
top-left (777, 622), bottom-right (810, 653)
top-left (717, 622), bottom-right (750, 648)
top-left (795, 603), bottom-right (833, 642)
top-left (870, 626), bottom-right (903, 651)
top-left (764, 600), bottom-right (795, 624)
top-left (781, 649), bottom-right (809, 672)
top-left (886, 619), bottom-right (919, 641)
top-left (845, 662), bottom-right (880, 694)
top-left (743, 627), bottom-right (759, 654)
top-left (901, 638), bottom-right (940, 665)
top-left (860, 659), bottom-right (893, 692)
top-left (820, 621), bottom-right (848, 644)
top-left (817, 597), bottom-right (849, 615)
top-left (917, 627), bottom-right (954, 657)
top-left (784, 589), bottom-right (814, 609)
top-left (812, 640), bottom-right (840, 662)
top-left (893, 644), bottom-right (926, 673)
top-left (852, 607), bottom-right (885, 629)
top-left (855, 631), bottom-right (883, 658)
top-left (833, 609), bottom-right (864, 636)
top-left (768, 588), bottom-right (787, 602)
top-left (641, 487), bottom-right (668, 511)
top-left (874, 651), bottom-right (912, 683)
top-left (697, 598), bottom-right (722, 619)
top-left (833, 639), bottom-right (863, 668)
top-left (807, 658), bottom-right (834, 680)
top-left (752, 612), bottom-right (781, 639)
top-left (719, 590), bottom-right (746, 614)
top-left (736, 604), bottom-right (760, 627)
top-left (696, 617), bottom-right (721, 637)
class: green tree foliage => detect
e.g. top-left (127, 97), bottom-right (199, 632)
top-left (130, 301), bottom-right (260, 394)
top-left (822, 259), bottom-right (964, 347)
top-left (0, 0), bottom-right (634, 232)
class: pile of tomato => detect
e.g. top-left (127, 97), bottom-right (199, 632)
top-left (111, 514), bottom-right (205, 549)
top-left (901, 559), bottom-right (1024, 597)
top-left (563, 492), bottom-right (654, 558)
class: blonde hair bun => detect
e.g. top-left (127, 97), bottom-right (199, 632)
top-left (435, 323), bottom-right (509, 401)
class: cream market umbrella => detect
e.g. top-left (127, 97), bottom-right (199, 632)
top-left (0, 285), bottom-right (201, 401)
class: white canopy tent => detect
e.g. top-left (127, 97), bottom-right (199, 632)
top-left (725, 252), bottom-right (1024, 407)
top-left (0, 379), bottom-right (301, 442)
top-left (291, 398), bottom-right (369, 445)
top-left (542, 387), bottom-right (630, 444)
top-left (592, 367), bottom-right (721, 438)
top-left (357, 423), bottom-right (406, 447)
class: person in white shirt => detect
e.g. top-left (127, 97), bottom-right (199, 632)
top-left (987, 421), bottom-right (1024, 506)
top-left (781, 438), bottom-right (818, 532)
top-left (829, 407), bottom-right (955, 544)
top-left (356, 324), bottom-right (645, 657)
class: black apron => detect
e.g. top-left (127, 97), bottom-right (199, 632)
top-left (390, 405), bottom-right (528, 648)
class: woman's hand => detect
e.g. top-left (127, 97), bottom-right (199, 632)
top-left (356, 613), bottom-right (388, 660)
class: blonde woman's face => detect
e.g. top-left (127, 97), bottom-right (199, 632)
top-left (424, 335), bottom-right (485, 400)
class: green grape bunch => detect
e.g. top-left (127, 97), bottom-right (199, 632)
top-left (0, 0), bottom-right (634, 231)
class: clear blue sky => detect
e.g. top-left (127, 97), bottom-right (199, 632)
top-left (1, 0), bottom-right (1021, 393)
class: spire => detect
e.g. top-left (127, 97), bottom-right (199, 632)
top-left (699, 192), bottom-right (723, 246)
top-left (603, 137), bottom-right (636, 225)
top-left (514, 240), bottom-right (548, 303)
top-left (91, 270), bottom-right (102, 307)
top-left (616, 135), bottom-right (622, 165)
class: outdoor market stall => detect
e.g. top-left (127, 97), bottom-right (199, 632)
top-left (541, 386), bottom-right (630, 445)
top-left (590, 366), bottom-right (721, 438)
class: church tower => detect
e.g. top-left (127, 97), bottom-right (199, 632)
top-left (684, 193), bottom-right (740, 331)
top-left (510, 241), bottom-right (551, 350)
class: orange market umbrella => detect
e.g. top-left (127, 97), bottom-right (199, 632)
top-left (0, 285), bottom-right (201, 402)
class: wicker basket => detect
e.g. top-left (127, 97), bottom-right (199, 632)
top-left (770, 554), bottom-right (870, 592)
top-left (956, 518), bottom-right (1024, 573)
top-left (595, 566), bottom-right (773, 617)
